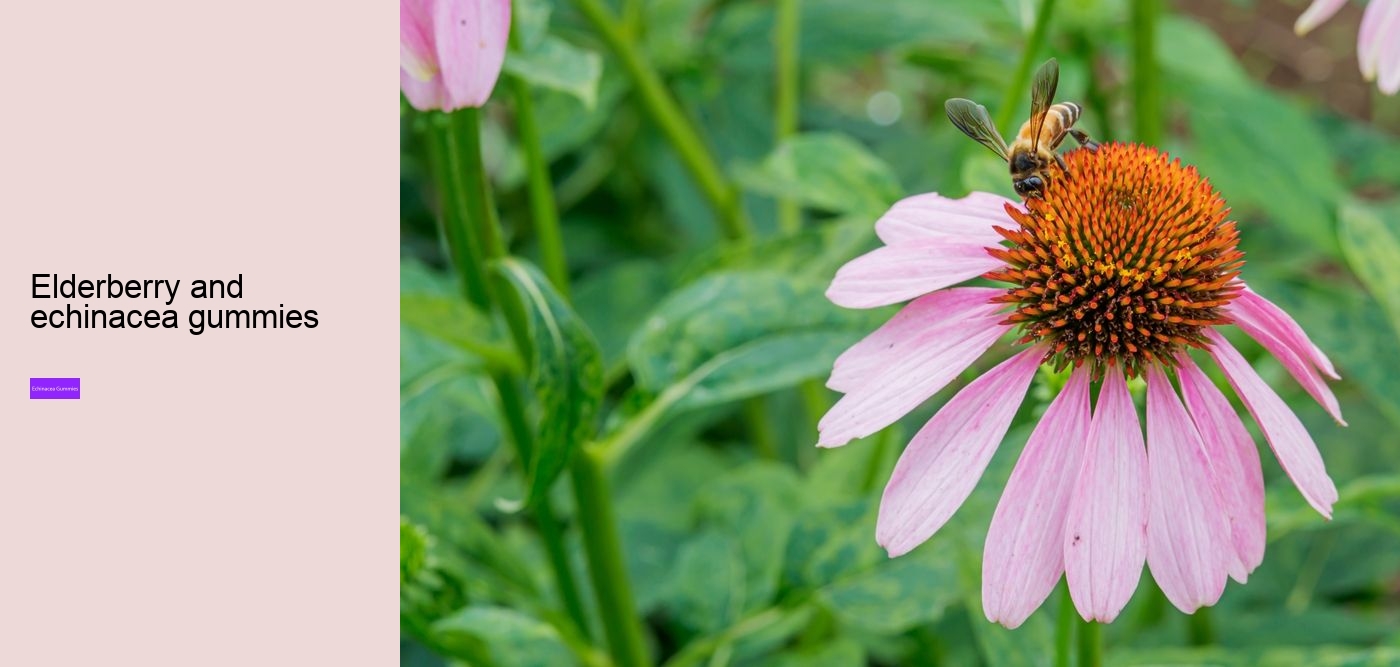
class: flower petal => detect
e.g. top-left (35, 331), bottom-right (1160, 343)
top-left (1294, 0), bottom-right (1347, 34)
top-left (1379, 0), bottom-right (1400, 94)
top-left (1206, 330), bottom-right (1338, 518)
top-left (826, 240), bottom-right (1003, 309)
top-left (1227, 293), bottom-right (1344, 425)
top-left (876, 347), bottom-right (1044, 557)
top-left (401, 68), bottom-right (445, 111)
top-left (1177, 354), bottom-right (1266, 582)
top-left (828, 287), bottom-right (1004, 393)
top-left (1231, 288), bottom-right (1337, 379)
top-left (1064, 366), bottom-right (1147, 623)
top-left (434, 0), bottom-right (511, 110)
top-left (817, 313), bottom-right (1009, 447)
top-left (1358, 0), bottom-right (1399, 81)
top-left (874, 192), bottom-right (1014, 246)
top-left (983, 368), bottom-right (1092, 629)
top-left (1144, 366), bottom-right (1232, 614)
top-left (401, 0), bottom-right (438, 80)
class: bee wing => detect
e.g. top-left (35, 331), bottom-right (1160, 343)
top-left (945, 98), bottom-right (1010, 161)
top-left (1028, 58), bottom-right (1059, 153)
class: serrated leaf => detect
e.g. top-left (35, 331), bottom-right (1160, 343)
top-left (506, 36), bottom-right (603, 109)
top-left (735, 134), bottom-right (902, 217)
top-left (1338, 201), bottom-right (1400, 341)
top-left (495, 258), bottom-right (604, 507)
top-left (432, 606), bottom-right (577, 667)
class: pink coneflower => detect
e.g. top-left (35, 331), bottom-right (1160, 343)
top-left (1296, 0), bottom-right (1400, 95)
top-left (400, 0), bottom-right (511, 110)
top-left (818, 143), bottom-right (1344, 627)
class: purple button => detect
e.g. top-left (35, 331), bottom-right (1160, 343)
top-left (31, 378), bottom-right (80, 399)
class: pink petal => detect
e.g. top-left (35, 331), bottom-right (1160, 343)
top-left (826, 240), bottom-right (1003, 309)
top-left (1379, 0), bottom-right (1400, 94)
top-left (1294, 0), bottom-right (1348, 34)
top-left (983, 368), bottom-right (1092, 628)
top-left (1206, 330), bottom-right (1338, 518)
top-left (828, 287), bottom-right (1004, 393)
top-left (1144, 366), bottom-right (1232, 614)
top-left (817, 313), bottom-right (1009, 447)
top-left (1177, 354), bottom-right (1266, 582)
top-left (1358, 0), bottom-right (1399, 81)
top-left (1064, 366), bottom-right (1147, 623)
top-left (401, 0), bottom-right (438, 80)
top-left (1227, 294), bottom-right (1345, 425)
top-left (401, 68), bottom-right (445, 111)
top-left (876, 347), bottom-right (1044, 557)
top-left (1232, 288), bottom-right (1337, 380)
top-left (434, 0), bottom-right (511, 110)
top-left (874, 192), bottom-right (1014, 246)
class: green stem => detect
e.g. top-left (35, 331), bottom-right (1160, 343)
top-left (773, 0), bottom-right (801, 234)
top-left (1054, 585), bottom-right (1073, 667)
top-left (438, 107), bottom-right (593, 643)
top-left (572, 448), bottom-right (652, 667)
top-left (424, 114), bottom-right (490, 308)
top-left (858, 429), bottom-right (893, 494)
top-left (1131, 0), bottom-right (1161, 145)
top-left (469, 99), bottom-right (652, 666)
top-left (742, 398), bottom-right (780, 461)
top-left (571, 0), bottom-right (750, 242)
top-left (1187, 606), bottom-right (1215, 646)
top-left (509, 76), bottom-right (571, 298)
top-left (994, 0), bottom-right (1060, 131)
top-left (494, 375), bottom-right (593, 638)
top-left (1078, 618), bottom-right (1102, 667)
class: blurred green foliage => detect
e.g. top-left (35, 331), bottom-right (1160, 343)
top-left (402, 0), bottom-right (1400, 664)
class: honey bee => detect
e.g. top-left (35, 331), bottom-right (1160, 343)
top-left (945, 58), bottom-right (1099, 199)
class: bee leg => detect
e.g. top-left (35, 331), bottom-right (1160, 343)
top-left (1069, 128), bottom-right (1099, 151)
top-left (1055, 153), bottom-right (1071, 175)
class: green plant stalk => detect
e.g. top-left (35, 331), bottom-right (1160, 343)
top-left (572, 447), bottom-right (652, 667)
top-left (510, 76), bottom-right (571, 299)
top-left (1187, 606), bottom-right (1215, 646)
top-left (1078, 617), bottom-right (1102, 667)
top-left (570, 0), bottom-right (750, 242)
top-left (1054, 585), bottom-right (1073, 667)
top-left (994, 0), bottom-right (1060, 131)
top-left (741, 398), bottom-right (780, 460)
top-left (425, 115), bottom-right (491, 308)
top-left (1131, 0), bottom-right (1161, 145)
top-left (438, 106), bottom-right (592, 641)
top-left (773, 0), bottom-right (801, 234)
top-left (494, 375), bottom-right (593, 638)
top-left (463, 103), bottom-right (652, 666)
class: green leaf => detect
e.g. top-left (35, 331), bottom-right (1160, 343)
top-left (766, 638), bottom-right (866, 667)
top-left (494, 258), bottom-right (605, 507)
top-left (668, 531), bottom-right (748, 634)
top-left (817, 547), bottom-right (960, 635)
top-left (506, 36), bottom-right (603, 109)
top-left (735, 134), bottom-right (902, 217)
top-left (432, 606), bottom-right (577, 667)
top-left (693, 462), bottom-right (804, 613)
top-left (1338, 201), bottom-right (1400, 341)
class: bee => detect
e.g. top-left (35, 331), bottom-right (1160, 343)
top-left (945, 58), bottom-right (1099, 199)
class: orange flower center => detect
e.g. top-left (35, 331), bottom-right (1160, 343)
top-left (984, 143), bottom-right (1244, 378)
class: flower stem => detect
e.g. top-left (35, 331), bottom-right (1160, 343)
top-left (433, 108), bottom-right (590, 639)
top-left (467, 100), bottom-right (652, 666)
top-left (1187, 606), bottom-right (1215, 646)
top-left (994, 0), bottom-right (1060, 131)
top-left (1054, 584), bottom-right (1073, 667)
top-left (493, 374), bottom-right (593, 638)
top-left (570, 0), bottom-right (751, 242)
top-left (1077, 617), bottom-right (1102, 667)
top-left (509, 76), bottom-right (570, 299)
top-left (1131, 0), bottom-right (1162, 145)
top-left (773, 0), bottom-right (801, 234)
top-left (423, 114), bottom-right (490, 308)
top-left (572, 448), bottom-right (652, 667)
